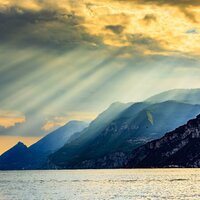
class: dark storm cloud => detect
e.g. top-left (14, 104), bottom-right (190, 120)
top-left (0, 7), bottom-right (103, 50)
top-left (143, 14), bottom-right (157, 24)
top-left (185, 29), bottom-right (198, 34)
top-left (127, 33), bottom-right (163, 51)
top-left (105, 25), bottom-right (124, 34)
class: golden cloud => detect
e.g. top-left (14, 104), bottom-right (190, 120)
top-left (0, 110), bottom-right (26, 128)
top-left (0, 0), bottom-right (200, 56)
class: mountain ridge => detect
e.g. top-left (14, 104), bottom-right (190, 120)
top-left (49, 100), bottom-right (200, 169)
top-left (1, 88), bottom-right (200, 170)
top-left (146, 88), bottom-right (200, 104)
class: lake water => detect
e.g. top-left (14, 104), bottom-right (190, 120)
top-left (0, 169), bottom-right (200, 200)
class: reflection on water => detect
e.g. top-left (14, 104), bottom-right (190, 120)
top-left (0, 169), bottom-right (200, 200)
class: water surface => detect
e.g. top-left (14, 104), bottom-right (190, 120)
top-left (0, 169), bottom-right (200, 200)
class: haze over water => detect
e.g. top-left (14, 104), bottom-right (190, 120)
top-left (0, 169), bottom-right (199, 200)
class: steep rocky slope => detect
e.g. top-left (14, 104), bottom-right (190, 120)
top-left (126, 115), bottom-right (200, 168)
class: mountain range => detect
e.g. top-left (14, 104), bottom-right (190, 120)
top-left (49, 101), bottom-right (200, 169)
top-left (1, 88), bottom-right (200, 170)
top-left (0, 121), bottom-right (88, 170)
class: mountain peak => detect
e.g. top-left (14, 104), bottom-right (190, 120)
top-left (16, 141), bottom-right (26, 146)
top-left (12, 142), bottom-right (27, 150)
top-left (146, 88), bottom-right (200, 104)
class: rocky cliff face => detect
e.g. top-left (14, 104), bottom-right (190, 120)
top-left (72, 152), bottom-right (129, 169)
top-left (126, 114), bottom-right (200, 168)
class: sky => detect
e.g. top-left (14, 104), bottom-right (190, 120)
top-left (0, 0), bottom-right (200, 154)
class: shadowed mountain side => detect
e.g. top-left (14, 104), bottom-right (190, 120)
top-left (68, 102), bottom-right (133, 143)
top-left (0, 142), bottom-right (30, 170)
top-left (49, 101), bottom-right (200, 169)
top-left (147, 88), bottom-right (200, 104)
top-left (48, 102), bottom-right (148, 168)
top-left (52, 101), bottom-right (133, 158)
top-left (126, 114), bottom-right (200, 168)
top-left (0, 121), bottom-right (88, 170)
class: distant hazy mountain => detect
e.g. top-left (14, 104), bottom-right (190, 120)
top-left (50, 101), bottom-right (200, 169)
top-left (126, 114), bottom-right (200, 168)
top-left (146, 88), bottom-right (200, 104)
top-left (29, 121), bottom-right (88, 154)
top-left (0, 121), bottom-right (88, 170)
